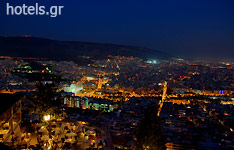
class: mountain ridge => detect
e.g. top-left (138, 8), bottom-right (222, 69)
top-left (0, 36), bottom-right (172, 62)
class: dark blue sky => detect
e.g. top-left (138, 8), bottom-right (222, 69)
top-left (0, 0), bottom-right (234, 60)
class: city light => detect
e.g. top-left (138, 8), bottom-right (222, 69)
top-left (44, 115), bottom-right (50, 121)
top-left (146, 59), bottom-right (158, 64)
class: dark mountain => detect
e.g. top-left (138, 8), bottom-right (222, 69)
top-left (0, 37), bottom-right (172, 61)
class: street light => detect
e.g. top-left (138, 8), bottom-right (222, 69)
top-left (44, 115), bottom-right (50, 121)
top-left (44, 115), bottom-right (52, 138)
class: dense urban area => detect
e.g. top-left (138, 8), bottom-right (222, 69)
top-left (0, 55), bottom-right (233, 150)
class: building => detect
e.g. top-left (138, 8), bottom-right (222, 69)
top-left (64, 96), bottom-right (117, 112)
top-left (0, 94), bottom-right (23, 147)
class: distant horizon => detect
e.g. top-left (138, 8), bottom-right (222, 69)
top-left (0, 35), bottom-right (233, 62)
top-left (1, 1), bottom-right (234, 62)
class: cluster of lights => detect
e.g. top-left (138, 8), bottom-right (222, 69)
top-left (44, 115), bottom-right (50, 121)
top-left (146, 60), bottom-right (158, 64)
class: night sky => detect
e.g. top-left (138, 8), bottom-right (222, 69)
top-left (0, 0), bottom-right (234, 60)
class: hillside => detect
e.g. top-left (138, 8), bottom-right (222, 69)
top-left (0, 37), bottom-right (172, 61)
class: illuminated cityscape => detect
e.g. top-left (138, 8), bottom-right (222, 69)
top-left (0, 54), bottom-right (233, 149)
top-left (1, 0), bottom-right (234, 150)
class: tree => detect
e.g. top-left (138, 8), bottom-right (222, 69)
top-left (28, 82), bottom-right (66, 121)
top-left (136, 105), bottom-right (166, 150)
